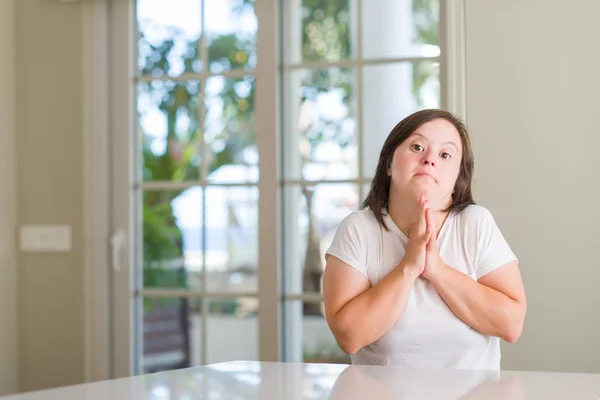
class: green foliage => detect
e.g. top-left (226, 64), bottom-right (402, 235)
top-left (297, 1), bottom-right (353, 162)
top-left (301, 0), bottom-right (352, 62)
top-left (299, 68), bottom-right (354, 156)
top-left (208, 34), bottom-right (255, 71)
top-left (413, 0), bottom-right (439, 46)
top-left (142, 201), bottom-right (183, 265)
top-left (208, 299), bottom-right (242, 315)
top-left (205, 75), bottom-right (256, 173)
top-left (412, 0), bottom-right (440, 104)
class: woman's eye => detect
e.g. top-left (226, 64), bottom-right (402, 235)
top-left (412, 144), bottom-right (423, 152)
top-left (441, 152), bottom-right (451, 160)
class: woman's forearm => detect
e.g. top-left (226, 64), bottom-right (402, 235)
top-left (331, 264), bottom-right (418, 354)
top-left (429, 265), bottom-right (525, 342)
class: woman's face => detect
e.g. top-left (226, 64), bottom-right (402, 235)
top-left (388, 118), bottom-right (463, 209)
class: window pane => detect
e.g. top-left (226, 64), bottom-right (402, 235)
top-left (283, 301), bottom-right (350, 364)
top-left (137, 80), bottom-right (201, 182)
top-left (361, 0), bottom-right (440, 59)
top-left (137, 0), bottom-right (202, 77)
top-left (283, 184), bottom-right (359, 295)
top-left (283, 68), bottom-right (357, 181)
top-left (141, 188), bottom-right (203, 291)
top-left (206, 0), bottom-right (257, 74)
top-left (140, 297), bottom-right (200, 373)
top-left (205, 186), bottom-right (258, 293)
top-left (206, 297), bottom-right (259, 364)
top-left (205, 75), bottom-right (257, 184)
top-left (361, 61), bottom-right (440, 178)
top-left (283, 0), bottom-right (354, 64)
top-left (141, 186), bottom-right (258, 293)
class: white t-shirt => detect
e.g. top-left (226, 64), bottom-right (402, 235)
top-left (325, 205), bottom-right (518, 370)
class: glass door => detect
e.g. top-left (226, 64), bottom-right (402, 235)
top-left (108, 0), bottom-right (449, 376)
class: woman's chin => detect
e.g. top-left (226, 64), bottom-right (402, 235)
top-left (410, 182), bottom-right (433, 199)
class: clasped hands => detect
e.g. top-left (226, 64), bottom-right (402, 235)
top-left (402, 195), bottom-right (446, 282)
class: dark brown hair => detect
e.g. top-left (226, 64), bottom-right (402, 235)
top-left (361, 109), bottom-right (475, 230)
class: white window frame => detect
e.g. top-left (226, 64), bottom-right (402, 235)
top-left (82, 0), bottom-right (466, 379)
top-left (82, 0), bottom-right (111, 383)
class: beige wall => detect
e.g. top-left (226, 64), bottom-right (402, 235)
top-left (0, 0), bottom-right (19, 395)
top-left (466, 0), bottom-right (600, 373)
top-left (16, 0), bottom-right (85, 391)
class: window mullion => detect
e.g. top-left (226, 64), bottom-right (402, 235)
top-left (256, 0), bottom-right (282, 362)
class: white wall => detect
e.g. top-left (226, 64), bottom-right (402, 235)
top-left (0, 0), bottom-right (19, 395)
top-left (465, 0), bottom-right (600, 373)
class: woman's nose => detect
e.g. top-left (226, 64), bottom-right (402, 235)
top-left (422, 153), bottom-right (436, 167)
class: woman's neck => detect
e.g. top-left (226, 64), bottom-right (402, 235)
top-left (388, 192), bottom-right (448, 238)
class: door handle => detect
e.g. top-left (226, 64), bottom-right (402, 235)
top-left (110, 229), bottom-right (127, 272)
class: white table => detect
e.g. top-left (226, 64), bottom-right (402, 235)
top-left (2, 361), bottom-right (599, 399)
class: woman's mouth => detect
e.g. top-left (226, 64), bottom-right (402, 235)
top-left (414, 173), bottom-right (437, 183)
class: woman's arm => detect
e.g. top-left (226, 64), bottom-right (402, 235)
top-left (422, 208), bottom-right (526, 342)
top-left (324, 198), bottom-right (432, 354)
top-left (322, 256), bottom-right (419, 355)
top-left (427, 261), bottom-right (526, 342)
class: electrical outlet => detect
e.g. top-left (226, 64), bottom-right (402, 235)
top-left (19, 225), bottom-right (72, 252)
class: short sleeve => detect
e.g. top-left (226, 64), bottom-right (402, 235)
top-left (476, 209), bottom-right (518, 280)
top-left (325, 212), bottom-right (369, 278)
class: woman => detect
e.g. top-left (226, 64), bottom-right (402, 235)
top-left (323, 109), bottom-right (526, 370)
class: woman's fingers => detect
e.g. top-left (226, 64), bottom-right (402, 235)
top-left (425, 207), bottom-right (436, 247)
top-left (416, 197), bottom-right (425, 232)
